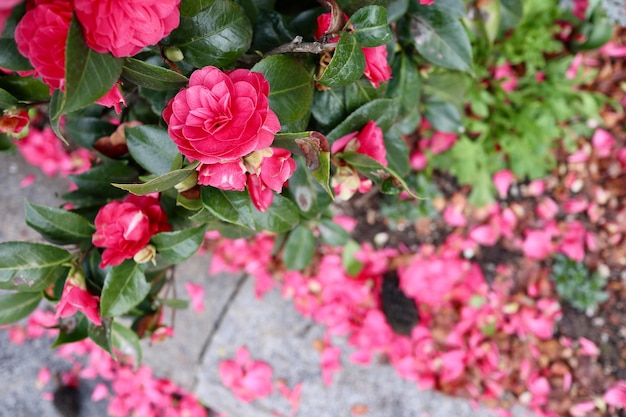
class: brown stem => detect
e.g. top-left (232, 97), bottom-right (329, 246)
top-left (266, 36), bottom-right (337, 56)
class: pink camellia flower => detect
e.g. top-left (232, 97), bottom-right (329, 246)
top-left (73, 0), bottom-right (180, 58)
top-left (14, 0), bottom-right (125, 111)
top-left (164, 66), bottom-right (280, 165)
top-left (0, 108), bottom-right (29, 136)
top-left (247, 148), bottom-right (296, 211)
top-left (315, 14), bottom-right (391, 88)
top-left (332, 120), bottom-right (387, 166)
top-left (362, 46), bottom-right (392, 88)
top-left (197, 159), bottom-right (247, 190)
top-left (604, 381), bottom-right (626, 409)
top-left (218, 346), bottom-right (274, 403)
top-left (92, 194), bottom-right (171, 268)
top-left (420, 0), bottom-right (435, 4)
top-left (55, 269), bottom-right (102, 325)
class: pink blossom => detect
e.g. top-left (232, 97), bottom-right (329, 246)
top-left (469, 224), bottom-right (499, 246)
top-left (522, 229), bottom-right (555, 260)
top-left (493, 170), bottom-right (514, 199)
top-left (591, 128), bottom-right (615, 158)
top-left (600, 41), bottom-right (626, 57)
top-left (197, 159), bottom-right (247, 190)
top-left (566, 53), bottom-right (584, 79)
top-left (258, 148), bottom-right (297, 192)
top-left (443, 204), bottom-right (466, 227)
top-left (536, 197), bottom-right (559, 220)
top-left (400, 254), bottom-right (466, 308)
top-left (91, 383), bottom-right (110, 401)
top-left (164, 66), bottom-right (280, 165)
top-left (0, 108), bottom-right (29, 135)
top-left (276, 381), bottom-right (302, 413)
top-left (558, 221), bottom-right (586, 262)
top-left (569, 401), bottom-right (596, 417)
top-left (74, 0), bottom-right (180, 58)
top-left (429, 131), bottom-right (458, 154)
top-left (527, 179), bottom-right (545, 196)
top-left (519, 299), bottom-right (560, 340)
top-left (572, 0), bottom-right (589, 19)
top-left (20, 174), bottom-right (36, 188)
top-left (578, 337), bottom-right (600, 356)
top-left (527, 376), bottom-right (551, 407)
top-left (567, 148), bottom-right (590, 163)
top-left (410, 149), bottom-right (428, 170)
top-left (605, 381), bottom-right (626, 409)
top-left (332, 121), bottom-right (387, 166)
top-left (36, 367), bottom-right (51, 388)
top-left (494, 62), bottom-right (518, 92)
top-left (563, 197), bottom-right (588, 214)
top-left (184, 282), bottom-right (205, 313)
top-left (247, 172), bottom-right (275, 212)
top-left (92, 194), bottom-right (171, 268)
top-left (420, 0), bottom-right (435, 4)
top-left (321, 341), bottom-right (342, 386)
top-left (219, 346), bottom-right (274, 402)
top-left (55, 271), bottom-right (102, 326)
top-left (362, 46), bottom-right (392, 87)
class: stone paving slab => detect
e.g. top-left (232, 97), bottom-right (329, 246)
top-left (0, 152), bottom-right (532, 417)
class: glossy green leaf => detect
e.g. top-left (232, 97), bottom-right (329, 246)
top-left (25, 200), bottom-right (95, 245)
top-left (0, 242), bottom-right (72, 292)
top-left (0, 292), bottom-right (42, 325)
top-left (152, 224), bottom-right (208, 264)
top-left (0, 88), bottom-right (18, 109)
top-left (180, 0), bottom-right (213, 16)
top-left (327, 98), bottom-right (399, 143)
top-left (252, 194), bottom-right (300, 234)
top-left (0, 134), bottom-right (14, 152)
top-left (386, 53), bottom-right (421, 115)
top-left (65, 117), bottom-right (118, 149)
top-left (499, 0), bottom-right (523, 32)
top-left (111, 321), bottom-right (142, 368)
top-left (337, 0), bottom-right (388, 15)
top-left (100, 261), bottom-right (149, 317)
top-left (347, 6), bottom-right (393, 47)
top-left (318, 219), bottom-right (350, 246)
top-left (317, 32), bottom-right (366, 88)
top-left (52, 314), bottom-right (89, 347)
top-left (286, 157), bottom-right (333, 218)
top-left (0, 4), bottom-right (32, 71)
top-left (70, 162), bottom-right (138, 198)
top-left (252, 10), bottom-right (295, 52)
top-left (112, 164), bottom-right (197, 195)
top-left (283, 225), bottom-right (316, 270)
top-left (202, 188), bottom-right (255, 230)
top-left (125, 125), bottom-right (180, 176)
top-left (424, 100), bottom-right (462, 133)
top-left (122, 58), bottom-right (189, 91)
top-left (165, 0), bottom-right (252, 68)
top-left (384, 127), bottom-right (410, 177)
top-left (339, 152), bottom-right (418, 198)
top-left (52, 17), bottom-right (123, 118)
top-left (407, 6), bottom-right (473, 73)
top-left (0, 76), bottom-right (50, 103)
top-left (88, 318), bottom-right (114, 357)
top-left (252, 55), bottom-right (313, 125)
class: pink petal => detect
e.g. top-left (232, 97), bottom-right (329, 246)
top-left (20, 174), bottom-right (36, 188)
top-left (184, 282), bottom-right (205, 313)
top-left (493, 170), bottom-right (514, 199)
top-left (604, 381), bottom-right (626, 408)
top-left (91, 382), bottom-right (109, 401)
top-left (469, 224), bottom-right (499, 246)
top-left (579, 337), bottom-right (600, 356)
top-left (591, 128), bottom-right (615, 158)
top-left (570, 401), bottom-right (596, 417)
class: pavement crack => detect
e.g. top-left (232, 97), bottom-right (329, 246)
top-left (192, 273), bottom-right (248, 392)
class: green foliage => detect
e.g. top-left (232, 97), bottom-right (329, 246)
top-left (550, 254), bottom-right (609, 313)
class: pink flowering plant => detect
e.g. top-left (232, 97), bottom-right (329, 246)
top-left (0, 0), bottom-right (625, 416)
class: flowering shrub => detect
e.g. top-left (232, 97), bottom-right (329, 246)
top-left (0, 0), bottom-right (625, 416)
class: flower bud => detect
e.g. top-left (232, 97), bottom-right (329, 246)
top-left (164, 46), bottom-right (184, 62)
top-left (133, 244), bottom-right (157, 265)
top-left (175, 171), bottom-right (198, 193)
top-left (243, 148), bottom-right (273, 175)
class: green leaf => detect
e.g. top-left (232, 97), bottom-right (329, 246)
top-left (252, 194), bottom-right (300, 234)
top-left (122, 58), bottom-right (189, 91)
top-left (252, 55), bottom-right (313, 125)
top-left (0, 134), bottom-right (15, 152)
top-left (342, 239), bottom-right (364, 276)
top-left (52, 314), bottom-right (89, 347)
top-left (0, 4), bottom-right (33, 71)
top-left (347, 6), bottom-right (393, 47)
top-left (327, 98), bottom-right (400, 143)
top-left (152, 224), bottom-right (208, 264)
top-left (0, 88), bottom-right (18, 109)
top-left (286, 157), bottom-right (333, 218)
top-left (384, 127), bottom-right (410, 177)
top-left (100, 261), bottom-right (150, 317)
top-left (201, 188), bottom-right (255, 230)
top-left (25, 200), bottom-right (95, 245)
top-left (283, 225), bottom-right (316, 270)
top-left (386, 53), bottom-right (421, 115)
top-left (70, 162), bottom-right (138, 198)
top-left (165, 0), bottom-right (252, 68)
top-left (53, 16), bottom-right (123, 117)
top-left (180, 0), bottom-right (213, 17)
top-left (424, 100), bottom-right (462, 133)
top-left (65, 117), bottom-right (117, 149)
top-left (337, 0), bottom-right (389, 16)
top-left (252, 10), bottom-right (295, 52)
top-left (0, 76), bottom-right (50, 103)
top-left (318, 219), bottom-right (350, 246)
top-left (125, 125), bottom-right (180, 176)
top-left (112, 164), bottom-right (198, 195)
top-left (88, 318), bottom-right (114, 357)
top-left (317, 32), bottom-right (366, 88)
top-left (339, 152), bottom-right (418, 198)
top-left (111, 321), bottom-right (142, 368)
top-left (499, 0), bottom-right (523, 32)
top-left (0, 242), bottom-right (72, 292)
top-left (0, 292), bottom-right (42, 325)
top-left (407, 6), bottom-right (473, 73)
